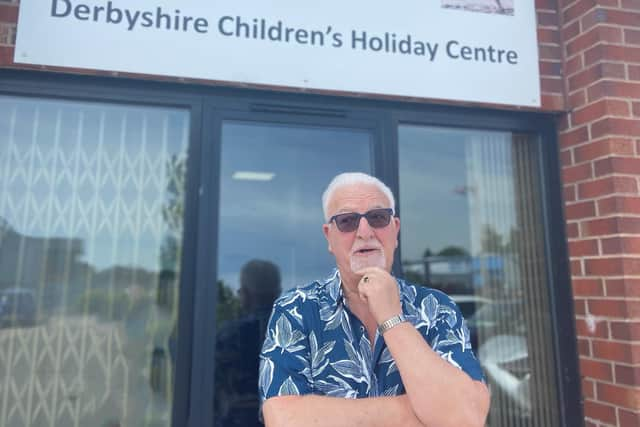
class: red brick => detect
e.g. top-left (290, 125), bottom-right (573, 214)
top-left (560, 126), bottom-right (590, 149)
top-left (578, 338), bottom-right (591, 358)
top-left (537, 10), bottom-right (559, 27)
top-left (627, 29), bottom-right (640, 45)
top-left (576, 318), bottom-right (610, 339)
top-left (566, 54), bottom-right (584, 77)
top-left (582, 217), bottom-right (640, 237)
top-left (619, 409), bottom-right (640, 427)
top-left (587, 80), bottom-right (608, 103)
top-left (569, 63), bottom-right (626, 90)
top-left (581, 8), bottom-right (608, 33)
top-left (572, 259), bottom-right (584, 276)
top-left (631, 65), bottom-right (640, 81)
top-left (582, 377), bottom-right (596, 399)
top-left (570, 238), bottom-right (600, 256)
top-left (540, 60), bottom-right (562, 77)
top-left (578, 176), bottom-right (638, 199)
top-left (598, 196), bottom-right (640, 215)
top-left (621, 0), bottom-right (640, 10)
top-left (0, 5), bottom-right (18, 23)
top-left (539, 44), bottom-right (562, 61)
top-left (573, 99), bottom-right (631, 126)
top-left (564, 0), bottom-right (598, 23)
top-left (588, 298), bottom-right (640, 318)
top-left (536, 0), bottom-right (557, 10)
top-left (542, 77), bottom-right (564, 93)
top-left (574, 138), bottom-right (636, 163)
top-left (567, 221), bottom-right (580, 238)
top-left (573, 278), bottom-right (605, 296)
top-left (541, 93), bottom-right (565, 111)
top-left (615, 364), bottom-right (640, 387)
top-left (566, 200), bottom-right (597, 219)
top-left (611, 321), bottom-right (640, 340)
top-left (602, 237), bottom-right (640, 254)
top-left (600, 8), bottom-right (640, 27)
top-left (575, 299), bottom-right (588, 317)
top-left (566, 26), bottom-right (623, 57)
top-left (585, 257), bottom-right (640, 275)
top-left (0, 46), bottom-right (13, 66)
top-left (563, 163), bottom-right (594, 184)
top-left (563, 19), bottom-right (581, 42)
top-left (633, 102), bottom-right (640, 116)
top-left (592, 339), bottom-right (640, 364)
top-left (569, 90), bottom-right (587, 109)
top-left (565, 184), bottom-right (577, 202)
top-left (583, 399), bottom-right (617, 424)
top-left (606, 278), bottom-right (640, 298)
top-left (592, 117), bottom-right (640, 139)
top-left (595, 157), bottom-right (640, 176)
top-left (596, 383), bottom-right (640, 409)
top-left (538, 27), bottom-right (561, 44)
top-left (597, 81), bottom-right (640, 100)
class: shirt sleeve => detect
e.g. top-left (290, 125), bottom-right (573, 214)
top-left (425, 294), bottom-right (486, 382)
top-left (259, 303), bottom-right (313, 401)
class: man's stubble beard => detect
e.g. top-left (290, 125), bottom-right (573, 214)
top-left (349, 251), bottom-right (387, 274)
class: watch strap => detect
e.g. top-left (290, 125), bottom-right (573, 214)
top-left (377, 313), bottom-right (407, 335)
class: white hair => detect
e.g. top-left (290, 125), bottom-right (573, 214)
top-left (321, 172), bottom-right (396, 221)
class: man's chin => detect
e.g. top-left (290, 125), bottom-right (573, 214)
top-left (349, 252), bottom-right (386, 274)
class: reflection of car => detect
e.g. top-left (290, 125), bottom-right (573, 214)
top-left (464, 299), bottom-right (524, 351)
top-left (479, 334), bottom-right (531, 424)
top-left (0, 288), bottom-right (37, 328)
top-left (451, 294), bottom-right (492, 320)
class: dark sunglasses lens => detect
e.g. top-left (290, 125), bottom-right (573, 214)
top-left (335, 213), bottom-right (360, 232)
top-left (366, 209), bottom-right (392, 228)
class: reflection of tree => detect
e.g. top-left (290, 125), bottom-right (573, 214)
top-left (480, 225), bottom-right (505, 253)
top-left (480, 224), bottom-right (519, 255)
top-left (438, 246), bottom-right (469, 257)
top-left (217, 280), bottom-right (240, 329)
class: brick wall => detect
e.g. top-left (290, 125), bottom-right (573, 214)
top-left (558, 0), bottom-right (640, 426)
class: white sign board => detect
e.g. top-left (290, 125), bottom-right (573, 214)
top-left (15, 0), bottom-right (541, 106)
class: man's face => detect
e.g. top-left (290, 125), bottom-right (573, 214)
top-left (322, 183), bottom-right (400, 280)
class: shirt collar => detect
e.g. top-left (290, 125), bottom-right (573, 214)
top-left (320, 268), bottom-right (408, 307)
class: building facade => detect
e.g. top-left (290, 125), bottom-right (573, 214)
top-left (0, 0), bottom-right (638, 426)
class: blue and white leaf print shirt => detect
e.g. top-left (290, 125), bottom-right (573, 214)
top-left (259, 269), bottom-right (485, 401)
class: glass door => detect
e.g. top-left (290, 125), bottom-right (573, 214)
top-left (0, 95), bottom-right (190, 427)
top-left (398, 125), bottom-right (560, 427)
top-left (214, 118), bottom-right (375, 426)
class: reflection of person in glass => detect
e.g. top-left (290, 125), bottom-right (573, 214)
top-left (215, 259), bottom-right (281, 427)
top-left (259, 172), bottom-right (489, 426)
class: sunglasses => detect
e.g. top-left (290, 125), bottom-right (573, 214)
top-left (328, 208), bottom-right (394, 233)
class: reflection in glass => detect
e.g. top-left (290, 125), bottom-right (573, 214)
top-left (215, 121), bottom-right (372, 426)
top-left (0, 96), bottom-right (189, 426)
top-left (399, 126), bottom-right (559, 427)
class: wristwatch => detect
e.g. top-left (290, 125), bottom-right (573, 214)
top-left (378, 313), bottom-right (407, 335)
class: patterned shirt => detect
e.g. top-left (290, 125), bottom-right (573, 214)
top-left (259, 269), bottom-right (485, 401)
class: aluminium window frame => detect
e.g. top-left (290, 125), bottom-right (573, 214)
top-left (0, 69), bottom-right (581, 427)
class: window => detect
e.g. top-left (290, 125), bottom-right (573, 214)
top-left (399, 125), bottom-right (560, 427)
top-left (0, 96), bottom-right (189, 427)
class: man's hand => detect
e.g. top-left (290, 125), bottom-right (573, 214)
top-left (356, 267), bottom-right (402, 325)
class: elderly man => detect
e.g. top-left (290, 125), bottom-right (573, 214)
top-left (259, 172), bottom-right (489, 427)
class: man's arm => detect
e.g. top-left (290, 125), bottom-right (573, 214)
top-left (356, 267), bottom-right (490, 427)
top-left (383, 322), bottom-right (490, 427)
top-left (263, 394), bottom-right (425, 427)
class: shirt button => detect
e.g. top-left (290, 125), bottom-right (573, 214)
top-left (360, 326), bottom-right (365, 332)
